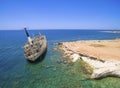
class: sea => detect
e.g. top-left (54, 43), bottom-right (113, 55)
top-left (0, 30), bottom-right (120, 88)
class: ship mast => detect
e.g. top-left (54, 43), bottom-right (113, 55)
top-left (24, 28), bottom-right (32, 45)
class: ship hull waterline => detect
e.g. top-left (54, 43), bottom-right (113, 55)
top-left (27, 46), bottom-right (47, 63)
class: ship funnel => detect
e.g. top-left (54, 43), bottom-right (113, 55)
top-left (24, 28), bottom-right (32, 45)
top-left (24, 27), bottom-right (30, 37)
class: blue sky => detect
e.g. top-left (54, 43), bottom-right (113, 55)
top-left (0, 0), bottom-right (120, 30)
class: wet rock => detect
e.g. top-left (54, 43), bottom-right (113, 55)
top-left (58, 42), bottom-right (63, 45)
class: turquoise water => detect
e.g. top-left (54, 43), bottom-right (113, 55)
top-left (0, 30), bottom-right (120, 88)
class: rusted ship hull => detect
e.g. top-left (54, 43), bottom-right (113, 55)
top-left (27, 45), bottom-right (47, 62)
top-left (23, 28), bottom-right (47, 62)
top-left (24, 36), bottom-right (47, 62)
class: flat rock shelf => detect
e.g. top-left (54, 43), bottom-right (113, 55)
top-left (57, 39), bottom-right (120, 79)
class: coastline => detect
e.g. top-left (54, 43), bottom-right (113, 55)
top-left (57, 39), bottom-right (120, 79)
top-left (101, 30), bottom-right (120, 34)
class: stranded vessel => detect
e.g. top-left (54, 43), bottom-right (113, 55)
top-left (23, 28), bottom-right (47, 62)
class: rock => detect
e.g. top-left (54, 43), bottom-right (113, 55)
top-left (80, 56), bottom-right (120, 79)
top-left (70, 54), bottom-right (80, 62)
top-left (91, 65), bottom-right (120, 79)
top-left (58, 42), bottom-right (63, 45)
top-left (63, 60), bottom-right (68, 64)
top-left (57, 41), bottom-right (120, 79)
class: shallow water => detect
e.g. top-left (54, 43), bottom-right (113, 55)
top-left (0, 30), bottom-right (120, 88)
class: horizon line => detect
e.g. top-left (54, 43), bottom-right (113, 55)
top-left (0, 28), bottom-right (120, 30)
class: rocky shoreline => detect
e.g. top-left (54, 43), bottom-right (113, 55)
top-left (57, 39), bottom-right (120, 79)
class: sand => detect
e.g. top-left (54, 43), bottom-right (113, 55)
top-left (61, 39), bottom-right (120, 61)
